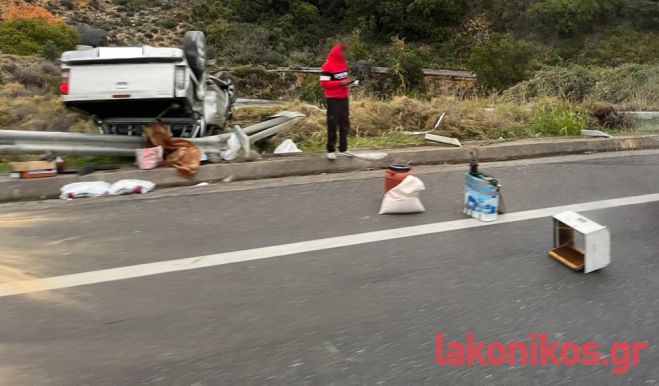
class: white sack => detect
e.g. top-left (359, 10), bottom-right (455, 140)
top-left (379, 175), bottom-right (426, 215)
top-left (109, 179), bottom-right (155, 196)
top-left (60, 181), bottom-right (111, 200)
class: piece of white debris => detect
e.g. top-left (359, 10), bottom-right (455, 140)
top-left (581, 129), bottom-right (612, 138)
top-left (353, 152), bottom-right (389, 161)
top-left (425, 134), bottom-right (462, 147)
top-left (274, 139), bottom-right (303, 154)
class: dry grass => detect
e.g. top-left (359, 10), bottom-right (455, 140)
top-left (235, 96), bottom-right (538, 151)
top-left (234, 94), bottom-right (649, 152)
top-left (0, 55), bottom-right (96, 132)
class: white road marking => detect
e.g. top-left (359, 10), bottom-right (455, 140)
top-left (1, 193), bottom-right (659, 298)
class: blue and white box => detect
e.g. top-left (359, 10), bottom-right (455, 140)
top-left (464, 173), bottom-right (500, 222)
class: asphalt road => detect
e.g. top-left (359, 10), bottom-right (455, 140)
top-left (1, 150), bottom-right (659, 384)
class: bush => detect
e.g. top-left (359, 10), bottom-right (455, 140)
top-left (503, 64), bottom-right (659, 110)
top-left (592, 65), bottom-right (659, 110)
top-left (527, 0), bottom-right (623, 37)
top-left (506, 65), bottom-right (597, 102)
top-left (0, 20), bottom-right (79, 57)
top-left (300, 76), bottom-right (324, 104)
top-left (112, 0), bottom-right (149, 10)
top-left (530, 100), bottom-right (588, 136)
top-left (158, 18), bottom-right (179, 30)
top-left (468, 35), bottom-right (536, 91)
top-left (211, 23), bottom-right (290, 65)
top-left (384, 37), bottom-right (427, 95)
top-left (591, 106), bottom-right (635, 130)
top-left (581, 27), bottom-right (659, 66)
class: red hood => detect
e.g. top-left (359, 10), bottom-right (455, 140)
top-left (322, 44), bottom-right (348, 73)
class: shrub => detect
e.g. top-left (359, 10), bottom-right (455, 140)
top-left (384, 37), bottom-right (427, 95)
top-left (42, 40), bottom-right (59, 61)
top-left (468, 35), bottom-right (536, 91)
top-left (504, 64), bottom-right (659, 110)
top-left (0, 20), bottom-right (79, 57)
top-left (527, 0), bottom-right (623, 37)
top-left (2, 4), bottom-right (62, 24)
top-left (590, 64), bottom-right (659, 109)
top-left (111, 0), bottom-right (149, 10)
top-left (158, 18), bottom-right (179, 30)
top-left (300, 76), bottom-right (324, 104)
top-left (591, 106), bottom-right (635, 130)
top-left (212, 23), bottom-right (291, 65)
top-left (581, 27), bottom-right (659, 66)
top-left (510, 65), bottom-right (597, 102)
top-left (530, 100), bottom-right (588, 136)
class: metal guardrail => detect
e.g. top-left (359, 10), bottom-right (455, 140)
top-left (271, 66), bottom-right (477, 80)
top-left (0, 112), bottom-right (305, 157)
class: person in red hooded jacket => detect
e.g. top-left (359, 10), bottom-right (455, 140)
top-left (320, 43), bottom-right (355, 160)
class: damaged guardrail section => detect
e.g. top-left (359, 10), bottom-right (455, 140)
top-left (0, 112), bottom-right (304, 158)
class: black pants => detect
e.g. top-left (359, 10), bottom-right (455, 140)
top-left (326, 98), bottom-right (350, 153)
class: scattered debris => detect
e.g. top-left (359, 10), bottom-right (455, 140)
top-left (60, 179), bottom-right (156, 199)
top-left (220, 131), bottom-right (247, 161)
top-left (581, 129), bottom-right (612, 138)
top-left (144, 124), bottom-right (202, 178)
top-left (353, 152), bottom-right (389, 161)
top-left (402, 112), bottom-right (446, 135)
top-left (550, 211), bottom-right (610, 273)
top-left (10, 161), bottom-right (57, 179)
top-left (60, 182), bottom-right (111, 200)
top-left (379, 175), bottom-right (426, 215)
top-left (136, 146), bottom-right (164, 170)
top-left (195, 182), bottom-right (210, 187)
top-left (109, 180), bottom-right (156, 195)
top-left (222, 175), bottom-right (235, 183)
top-left (77, 164), bottom-right (121, 176)
top-left (274, 139), bottom-right (303, 154)
top-left (425, 134), bottom-right (462, 147)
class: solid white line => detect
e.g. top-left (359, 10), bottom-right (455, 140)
top-left (2, 193), bottom-right (659, 298)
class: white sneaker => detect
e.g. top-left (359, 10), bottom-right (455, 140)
top-left (339, 151), bottom-right (355, 157)
top-left (327, 152), bottom-right (337, 160)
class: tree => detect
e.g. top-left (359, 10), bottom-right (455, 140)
top-left (405, 0), bottom-right (465, 40)
top-left (622, 0), bottom-right (659, 29)
top-left (468, 35), bottom-right (536, 90)
top-left (346, 0), bottom-right (466, 40)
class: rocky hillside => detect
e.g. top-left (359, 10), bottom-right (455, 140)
top-left (1, 0), bottom-right (191, 46)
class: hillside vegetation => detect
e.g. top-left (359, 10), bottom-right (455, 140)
top-left (0, 0), bottom-right (657, 151)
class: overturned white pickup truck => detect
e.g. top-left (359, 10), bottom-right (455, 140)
top-left (60, 31), bottom-right (236, 138)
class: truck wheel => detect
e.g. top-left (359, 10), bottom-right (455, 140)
top-left (183, 31), bottom-right (207, 80)
top-left (81, 28), bottom-right (108, 47)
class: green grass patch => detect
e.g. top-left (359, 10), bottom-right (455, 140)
top-left (530, 101), bottom-right (589, 136)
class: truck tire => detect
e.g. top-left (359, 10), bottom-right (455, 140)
top-left (81, 28), bottom-right (108, 47)
top-left (183, 31), bottom-right (207, 80)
